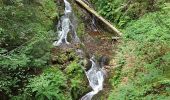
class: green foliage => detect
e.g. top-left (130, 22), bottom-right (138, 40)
top-left (12, 68), bottom-right (71, 100)
top-left (124, 11), bottom-right (170, 43)
top-left (91, 0), bottom-right (168, 27)
top-left (77, 22), bottom-right (85, 38)
top-left (0, 0), bottom-right (58, 98)
top-left (65, 61), bottom-right (84, 87)
top-left (91, 0), bottom-right (124, 20)
top-left (65, 61), bottom-right (88, 100)
top-left (109, 43), bottom-right (170, 99)
top-left (110, 57), bottom-right (125, 86)
top-left (108, 5), bottom-right (170, 100)
top-left (0, 0), bottom-right (57, 50)
top-left (9, 59), bottom-right (88, 100)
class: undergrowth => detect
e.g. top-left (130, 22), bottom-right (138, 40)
top-left (0, 0), bottom-right (58, 99)
top-left (108, 4), bottom-right (170, 100)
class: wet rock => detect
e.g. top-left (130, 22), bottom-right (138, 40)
top-left (83, 59), bottom-right (92, 71)
top-left (76, 49), bottom-right (84, 58)
top-left (98, 55), bottom-right (110, 67)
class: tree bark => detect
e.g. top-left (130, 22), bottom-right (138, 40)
top-left (75, 0), bottom-right (122, 36)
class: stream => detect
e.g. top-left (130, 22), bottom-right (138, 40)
top-left (53, 0), bottom-right (105, 100)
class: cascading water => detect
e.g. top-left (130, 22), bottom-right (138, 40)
top-left (81, 56), bottom-right (105, 100)
top-left (83, 0), bottom-right (98, 32)
top-left (53, 0), bottom-right (80, 46)
top-left (53, 0), bottom-right (105, 100)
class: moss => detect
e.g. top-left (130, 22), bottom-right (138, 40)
top-left (65, 61), bottom-right (89, 100)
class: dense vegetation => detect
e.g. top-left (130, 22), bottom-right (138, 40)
top-left (91, 0), bottom-right (170, 99)
top-left (0, 0), bottom-right (58, 99)
top-left (0, 0), bottom-right (87, 99)
top-left (0, 0), bottom-right (170, 100)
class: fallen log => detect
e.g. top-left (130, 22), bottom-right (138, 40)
top-left (75, 0), bottom-right (122, 36)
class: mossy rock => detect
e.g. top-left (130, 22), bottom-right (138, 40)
top-left (51, 47), bottom-right (78, 65)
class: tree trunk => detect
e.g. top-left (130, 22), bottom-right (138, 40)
top-left (75, 0), bottom-right (122, 36)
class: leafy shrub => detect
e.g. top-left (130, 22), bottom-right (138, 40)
top-left (0, 0), bottom-right (58, 98)
top-left (65, 61), bottom-right (85, 87)
top-left (124, 11), bottom-right (170, 43)
top-left (65, 61), bottom-right (88, 100)
top-left (91, 0), bottom-right (168, 27)
top-left (12, 68), bottom-right (71, 100)
top-left (108, 43), bottom-right (170, 99)
top-left (108, 7), bottom-right (170, 100)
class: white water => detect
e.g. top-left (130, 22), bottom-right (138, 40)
top-left (81, 57), bottom-right (105, 100)
top-left (53, 0), bottom-right (80, 46)
top-left (83, 0), bottom-right (97, 32)
top-left (54, 0), bottom-right (105, 99)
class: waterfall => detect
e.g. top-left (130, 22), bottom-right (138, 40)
top-left (83, 0), bottom-right (98, 32)
top-left (53, 0), bottom-right (80, 46)
top-left (81, 56), bottom-right (105, 100)
top-left (53, 0), bottom-right (105, 99)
